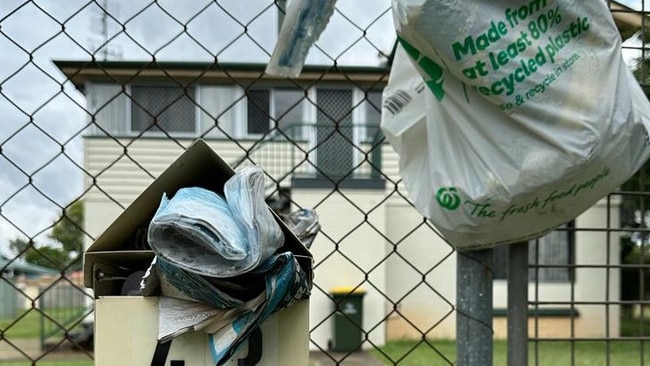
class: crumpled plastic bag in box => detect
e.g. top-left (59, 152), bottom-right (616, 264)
top-left (147, 166), bottom-right (284, 277)
top-left (143, 165), bottom-right (316, 365)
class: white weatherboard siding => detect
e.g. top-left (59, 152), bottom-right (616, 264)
top-left (83, 137), bottom-right (400, 244)
top-left (84, 138), bottom-right (186, 247)
top-left (82, 137), bottom-right (396, 244)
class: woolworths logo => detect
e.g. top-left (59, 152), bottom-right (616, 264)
top-left (398, 36), bottom-right (446, 101)
top-left (436, 187), bottom-right (461, 210)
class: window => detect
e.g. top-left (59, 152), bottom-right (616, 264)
top-left (316, 88), bottom-right (353, 179)
top-left (88, 83), bottom-right (128, 135)
top-left (274, 88), bottom-right (306, 138)
top-left (130, 85), bottom-right (196, 134)
top-left (247, 89), bottom-right (270, 135)
top-left (493, 223), bottom-right (574, 282)
top-left (528, 226), bottom-right (574, 282)
top-left (198, 85), bottom-right (244, 138)
top-left (246, 87), bottom-right (307, 137)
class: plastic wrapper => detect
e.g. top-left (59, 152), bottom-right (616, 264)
top-left (382, 0), bottom-right (650, 249)
top-left (140, 253), bottom-right (310, 364)
top-left (279, 208), bottom-right (320, 249)
top-left (206, 252), bottom-right (311, 364)
top-left (224, 166), bottom-right (284, 268)
top-left (265, 0), bottom-right (338, 77)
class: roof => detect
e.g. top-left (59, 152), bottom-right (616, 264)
top-left (0, 254), bottom-right (58, 276)
top-left (610, 1), bottom-right (646, 37)
top-left (53, 60), bottom-right (390, 90)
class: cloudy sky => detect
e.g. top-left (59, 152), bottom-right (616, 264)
top-left (0, 0), bottom-right (394, 256)
top-left (619, 0), bottom-right (650, 9)
top-left (0, 0), bottom-right (648, 257)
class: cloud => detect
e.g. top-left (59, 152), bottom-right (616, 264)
top-left (616, 0), bottom-right (647, 10)
top-left (0, 0), bottom-right (395, 254)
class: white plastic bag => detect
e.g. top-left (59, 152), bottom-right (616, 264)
top-left (382, 0), bottom-right (650, 249)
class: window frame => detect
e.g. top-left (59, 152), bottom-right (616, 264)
top-left (244, 86), bottom-right (311, 139)
top-left (358, 88), bottom-right (384, 143)
top-left (492, 222), bottom-right (575, 283)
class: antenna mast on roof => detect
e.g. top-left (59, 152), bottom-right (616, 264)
top-left (277, 0), bottom-right (286, 34)
top-left (90, 0), bottom-right (122, 61)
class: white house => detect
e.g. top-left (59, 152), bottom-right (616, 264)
top-left (53, 3), bottom-right (642, 348)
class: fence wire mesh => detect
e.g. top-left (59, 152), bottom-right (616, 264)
top-left (0, 0), bottom-right (650, 365)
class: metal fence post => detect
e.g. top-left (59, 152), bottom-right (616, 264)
top-left (508, 242), bottom-right (529, 366)
top-left (456, 248), bottom-right (493, 366)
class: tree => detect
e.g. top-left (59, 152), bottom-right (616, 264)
top-left (9, 237), bottom-right (69, 270)
top-left (8, 237), bottom-right (27, 254)
top-left (632, 29), bottom-right (650, 85)
top-left (49, 200), bottom-right (84, 256)
top-left (8, 200), bottom-right (84, 271)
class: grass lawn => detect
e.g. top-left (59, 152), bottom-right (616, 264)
top-left (1, 359), bottom-right (92, 366)
top-left (0, 307), bottom-right (89, 339)
top-left (371, 314), bottom-right (650, 365)
top-left (621, 313), bottom-right (650, 337)
top-left (1, 311), bottom-right (48, 339)
top-left (4, 312), bottom-right (650, 365)
top-left (1, 308), bottom-right (92, 366)
top-left (371, 339), bottom-right (650, 366)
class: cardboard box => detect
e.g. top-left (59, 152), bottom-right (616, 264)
top-left (84, 139), bottom-right (313, 365)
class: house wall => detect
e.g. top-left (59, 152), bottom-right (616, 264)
top-left (572, 198), bottom-right (621, 338)
top-left (291, 189), bottom-right (388, 351)
top-left (384, 197), bottom-right (621, 340)
top-left (383, 198), bottom-right (458, 339)
top-left (83, 137), bottom-right (621, 345)
top-left (82, 137), bottom-right (310, 245)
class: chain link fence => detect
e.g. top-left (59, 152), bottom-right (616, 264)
top-left (1, 0), bottom-right (650, 365)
